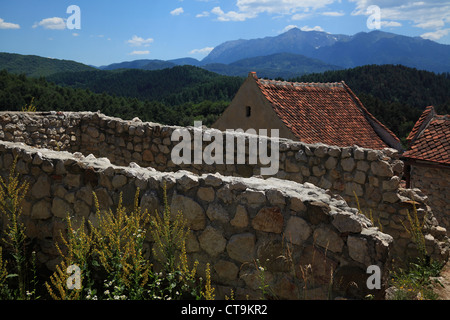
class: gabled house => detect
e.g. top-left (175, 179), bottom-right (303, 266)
top-left (403, 106), bottom-right (450, 229)
top-left (213, 72), bottom-right (403, 151)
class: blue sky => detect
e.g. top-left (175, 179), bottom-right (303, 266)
top-left (1, 0), bottom-right (449, 66)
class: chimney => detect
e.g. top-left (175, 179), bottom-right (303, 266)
top-left (248, 71), bottom-right (257, 79)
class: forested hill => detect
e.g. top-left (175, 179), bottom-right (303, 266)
top-left (1, 64), bottom-right (449, 144)
top-left (46, 65), bottom-right (244, 105)
top-left (292, 65), bottom-right (450, 144)
top-left (0, 52), bottom-right (95, 78)
top-left (0, 69), bottom-right (233, 126)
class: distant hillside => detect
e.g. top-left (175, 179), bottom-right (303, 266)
top-left (99, 59), bottom-right (177, 71)
top-left (46, 65), bottom-right (244, 105)
top-left (203, 52), bottom-right (342, 79)
top-left (0, 52), bottom-right (95, 77)
top-left (100, 57), bottom-right (201, 70)
top-left (0, 69), bottom-right (231, 127)
top-left (168, 57), bottom-right (201, 67)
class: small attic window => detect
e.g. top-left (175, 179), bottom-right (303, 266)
top-left (246, 106), bottom-right (252, 117)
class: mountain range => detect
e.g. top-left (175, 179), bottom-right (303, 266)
top-left (96, 28), bottom-right (450, 77)
top-left (1, 28), bottom-right (450, 79)
top-left (200, 28), bottom-right (450, 74)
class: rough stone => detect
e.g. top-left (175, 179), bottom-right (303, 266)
top-left (305, 201), bottom-right (331, 225)
top-left (348, 236), bottom-right (371, 265)
top-left (313, 226), bottom-right (344, 253)
top-left (31, 175), bottom-right (51, 199)
top-left (241, 189), bottom-right (266, 205)
top-left (341, 158), bottom-right (356, 172)
top-left (206, 203), bottom-right (229, 223)
top-left (332, 212), bottom-right (367, 233)
top-left (230, 205), bottom-right (249, 228)
top-left (74, 200), bottom-right (90, 218)
top-left (111, 175), bottom-right (127, 189)
top-left (285, 158), bottom-right (300, 173)
top-left (198, 226), bottom-right (227, 257)
top-left (285, 217), bottom-right (312, 245)
top-left (51, 197), bottom-right (72, 218)
top-left (31, 200), bottom-right (52, 220)
top-left (382, 192), bottom-right (400, 204)
top-left (86, 126), bottom-right (99, 138)
top-left (64, 173), bottom-right (81, 189)
top-left (325, 157), bottom-right (338, 170)
top-left (371, 160), bottom-right (394, 177)
top-left (227, 233), bottom-right (255, 263)
top-left (290, 197), bottom-right (306, 213)
top-left (214, 260), bottom-right (239, 282)
top-left (197, 187), bottom-right (215, 202)
top-left (354, 171), bottom-right (366, 185)
top-left (252, 207), bottom-right (284, 233)
top-left (382, 176), bottom-right (400, 191)
top-left (266, 189), bottom-right (285, 206)
top-left (170, 194), bottom-right (206, 230)
top-left (142, 150), bottom-right (154, 162)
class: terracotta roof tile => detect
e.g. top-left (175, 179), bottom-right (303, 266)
top-left (406, 106), bottom-right (435, 143)
top-left (403, 107), bottom-right (450, 165)
top-left (254, 77), bottom-right (399, 150)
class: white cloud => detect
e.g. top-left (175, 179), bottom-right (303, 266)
top-left (189, 47), bottom-right (214, 55)
top-left (291, 13), bottom-right (312, 20)
top-left (211, 6), bottom-right (256, 21)
top-left (72, 32), bottom-right (79, 37)
top-left (322, 11), bottom-right (345, 16)
top-left (282, 24), bottom-right (299, 33)
top-left (127, 35), bottom-right (154, 47)
top-left (415, 20), bottom-right (445, 30)
top-left (129, 50), bottom-right (150, 55)
top-left (349, 0), bottom-right (450, 32)
top-left (236, 0), bottom-right (334, 14)
top-left (421, 28), bottom-right (450, 41)
top-left (170, 7), bottom-right (184, 16)
top-left (380, 20), bottom-right (402, 27)
top-left (300, 25), bottom-right (325, 32)
top-left (0, 18), bottom-right (20, 29)
top-left (33, 17), bottom-right (66, 30)
top-left (210, 0), bottom-right (334, 22)
top-left (196, 11), bottom-right (210, 18)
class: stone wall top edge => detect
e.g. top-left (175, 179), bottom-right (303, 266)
top-left (0, 139), bottom-right (360, 214)
top-left (0, 111), bottom-right (399, 157)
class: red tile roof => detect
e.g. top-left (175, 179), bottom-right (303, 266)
top-left (252, 73), bottom-right (400, 150)
top-left (406, 105), bottom-right (435, 144)
top-left (403, 106), bottom-right (450, 165)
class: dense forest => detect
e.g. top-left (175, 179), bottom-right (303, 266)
top-left (0, 52), bottom-right (95, 78)
top-left (0, 69), bottom-right (233, 126)
top-left (46, 66), bottom-right (243, 105)
top-left (0, 64), bottom-right (449, 145)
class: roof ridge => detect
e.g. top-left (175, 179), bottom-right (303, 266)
top-left (341, 82), bottom-right (401, 145)
top-left (250, 72), bottom-right (344, 88)
top-left (258, 78), bottom-right (345, 88)
top-left (406, 106), bottom-right (436, 145)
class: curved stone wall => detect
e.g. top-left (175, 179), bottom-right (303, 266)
top-left (0, 111), bottom-right (448, 265)
top-left (0, 140), bottom-right (394, 299)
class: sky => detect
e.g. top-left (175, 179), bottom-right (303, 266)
top-left (0, 0), bottom-right (449, 67)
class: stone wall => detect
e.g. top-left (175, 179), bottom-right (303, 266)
top-left (0, 140), bottom-right (394, 299)
top-left (0, 111), bottom-right (448, 265)
top-left (0, 111), bottom-right (81, 152)
top-left (410, 164), bottom-right (450, 232)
